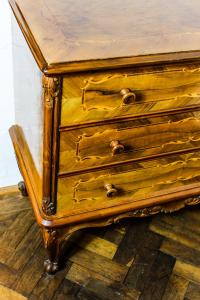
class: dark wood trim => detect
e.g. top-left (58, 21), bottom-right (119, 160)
top-left (42, 76), bottom-right (62, 216)
top-left (42, 227), bottom-right (71, 274)
top-left (18, 181), bottom-right (28, 197)
top-left (59, 106), bottom-right (200, 131)
top-left (9, 0), bottom-right (47, 72)
top-left (51, 79), bottom-right (62, 207)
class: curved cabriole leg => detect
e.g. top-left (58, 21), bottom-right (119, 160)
top-left (42, 228), bottom-right (71, 275)
top-left (18, 181), bottom-right (28, 197)
top-left (42, 228), bottom-right (61, 274)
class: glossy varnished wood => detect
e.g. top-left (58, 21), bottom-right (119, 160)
top-left (9, 0), bottom-right (200, 74)
top-left (42, 76), bottom-right (62, 216)
top-left (8, 0), bottom-right (200, 274)
top-left (9, 125), bottom-right (200, 228)
top-left (59, 110), bottom-right (200, 174)
top-left (57, 151), bottom-right (200, 219)
top-left (61, 63), bottom-right (200, 126)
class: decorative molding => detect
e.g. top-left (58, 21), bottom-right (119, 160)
top-left (65, 195), bottom-right (200, 235)
top-left (116, 195), bottom-right (200, 218)
top-left (42, 76), bottom-right (62, 216)
top-left (40, 194), bottom-right (200, 274)
top-left (43, 228), bottom-right (57, 250)
top-left (42, 198), bottom-right (56, 216)
top-left (42, 77), bottom-right (60, 107)
top-left (104, 195), bottom-right (200, 220)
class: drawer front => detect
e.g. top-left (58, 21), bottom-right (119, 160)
top-left (57, 151), bottom-right (200, 218)
top-left (59, 111), bottom-right (200, 174)
top-left (61, 63), bottom-right (200, 126)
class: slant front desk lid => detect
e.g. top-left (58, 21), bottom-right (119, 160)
top-left (10, 0), bottom-right (200, 74)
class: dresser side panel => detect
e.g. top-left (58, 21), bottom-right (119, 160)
top-left (12, 14), bottom-right (43, 178)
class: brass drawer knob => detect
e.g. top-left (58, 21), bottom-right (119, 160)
top-left (110, 140), bottom-right (125, 155)
top-left (104, 184), bottom-right (118, 197)
top-left (120, 88), bottom-right (136, 104)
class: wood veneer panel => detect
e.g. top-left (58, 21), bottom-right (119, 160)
top-left (59, 111), bottom-right (200, 174)
top-left (61, 63), bottom-right (200, 126)
top-left (9, 0), bottom-right (200, 74)
top-left (57, 151), bottom-right (200, 219)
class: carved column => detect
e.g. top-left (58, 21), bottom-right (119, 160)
top-left (42, 76), bottom-right (62, 216)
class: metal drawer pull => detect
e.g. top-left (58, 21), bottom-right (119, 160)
top-left (110, 140), bottom-right (125, 155)
top-left (120, 88), bottom-right (136, 104)
top-left (104, 184), bottom-right (118, 197)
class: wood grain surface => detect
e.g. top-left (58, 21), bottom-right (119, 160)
top-left (9, 0), bottom-right (200, 74)
top-left (57, 151), bottom-right (200, 219)
top-left (60, 110), bottom-right (200, 174)
top-left (9, 119), bottom-right (200, 228)
top-left (8, 0), bottom-right (200, 278)
top-left (61, 63), bottom-right (200, 126)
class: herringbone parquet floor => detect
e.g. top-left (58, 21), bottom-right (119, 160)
top-left (1, 186), bottom-right (200, 300)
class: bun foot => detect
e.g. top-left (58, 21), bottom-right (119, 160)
top-left (18, 181), bottom-right (28, 197)
top-left (44, 259), bottom-right (59, 274)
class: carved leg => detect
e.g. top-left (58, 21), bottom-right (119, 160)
top-left (42, 228), bottom-right (71, 274)
top-left (18, 181), bottom-right (28, 197)
top-left (43, 228), bottom-right (60, 274)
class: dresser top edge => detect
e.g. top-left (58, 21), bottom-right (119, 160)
top-left (9, 0), bottom-right (200, 75)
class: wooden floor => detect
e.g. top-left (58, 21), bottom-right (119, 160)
top-left (1, 187), bottom-right (200, 300)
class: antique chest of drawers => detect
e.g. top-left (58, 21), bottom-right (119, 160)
top-left (9, 0), bottom-right (200, 273)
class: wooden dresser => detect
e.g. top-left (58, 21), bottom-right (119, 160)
top-left (9, 0), bottom-right (200, 274)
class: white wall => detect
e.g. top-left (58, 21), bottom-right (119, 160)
top-left (0, 0), bottom-right (21, 187)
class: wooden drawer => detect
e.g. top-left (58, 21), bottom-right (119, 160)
top-left (57, 151), bottom-right (200, 218)
top-left (59, 111), bottom-right (200, 174)
top-left (61, 63), bottom-right (200, 127)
